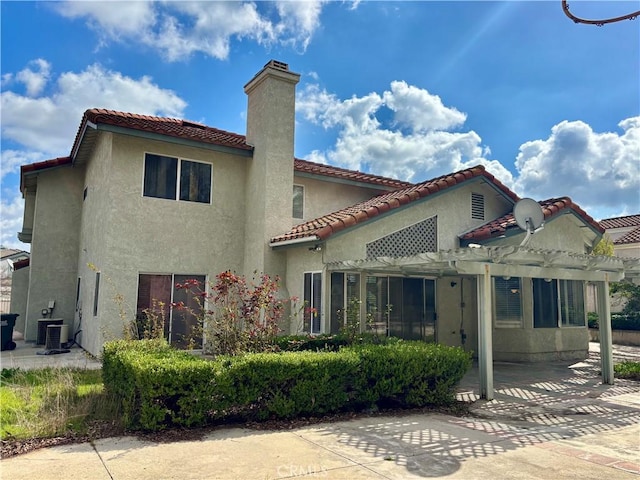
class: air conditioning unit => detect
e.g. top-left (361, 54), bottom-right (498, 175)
top-left (37, 324), bottom-right (71, 355)
top-left (36, 318), bottom-right (63, 345)
top-left (45, 325), bottom-right (69, 350)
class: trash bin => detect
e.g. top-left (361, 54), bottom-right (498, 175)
top-left (1, 313), bottom-right (18, 351)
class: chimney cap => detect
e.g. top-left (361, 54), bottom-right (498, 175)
top-left (265, 60), bottom-right (289, 71)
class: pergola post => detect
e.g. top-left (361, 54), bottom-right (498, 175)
top-left (477, 263), bottom-right (494, 400)
top-left (596, 274), bottom-right (614, 384)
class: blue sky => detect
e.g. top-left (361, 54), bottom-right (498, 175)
top-left (1, 1), bottom-right (639, 250)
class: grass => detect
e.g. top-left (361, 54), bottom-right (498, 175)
top-left (0, 367), bottom-right (121, 441)
top-left (614, 361), bottom-right (640, 381)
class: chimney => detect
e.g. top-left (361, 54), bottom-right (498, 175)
top-left (243, 60), bottom-right (300, 278)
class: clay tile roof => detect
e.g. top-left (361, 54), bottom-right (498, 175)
top-left (272, 165), bottom-right (516, 244)
top-left (460, 196), bottom-right (604, 242)
top-left (294, 158), bottom-right (412, 189)
top-left (66, 109), bottom-right (408, 189)
top-left (20, 156), bottom-right (72, 192)
top-left (599, 214), bottom-right (640, 229)
top-left (72, 109), bottom-right (253, 154)
top-left (614, 226), bottom-right (640, 245)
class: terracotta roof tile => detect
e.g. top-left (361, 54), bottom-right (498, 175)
top-left (294, 158), bottom-right (411, 189)
top-left (271, 165), bottom-right (517, 244)
top-left (20, 157), bottom-right (72, 192)
top-left (614, 225), bottom-right (640, 245)
top-left (599, 214), bottom-right (640, 229)
top-left (73, 109), bottom-right (252, 154)
top-left (460, 197), bottom-right (604, 242)
top-left (23, 110), bottom-right (411, 194)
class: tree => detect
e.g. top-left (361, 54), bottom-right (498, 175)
top-left (592, 234), bottom-right (614, 256)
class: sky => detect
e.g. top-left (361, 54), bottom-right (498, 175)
top-left (1, 0), bottom-right (639, 251)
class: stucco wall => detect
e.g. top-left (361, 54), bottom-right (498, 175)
top-left (77, 132), bottom-right (249, 356)
top-left (9, 265), bottom-right (29, 336)
top-left (283, 247), bottom-right (325, 334)
top-left (493, 327), bottom-right (589, 361)
top-left (25, 167), bottom-right (83, 342)
top-left (436, 276), bottom-right (478, 355)
top-left (488, 213), bottom-right (593, 254)
top-left (293, 175), bottom-right (389, 223)
top-left (324, 181), bottom-right (513, 262)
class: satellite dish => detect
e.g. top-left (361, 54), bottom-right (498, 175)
top-left (513, 198), bottom-right (544, 246)
top-left (514, 198), bottom-right (544, 233)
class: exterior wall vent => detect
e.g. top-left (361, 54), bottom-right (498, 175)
top-left (471, 193), bottom-right (485, 220)
top-left (366, 216), bottom-right (437, 258)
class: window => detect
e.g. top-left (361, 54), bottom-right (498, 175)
top-left (293, 185), bottom-right (304, 219)
top-left (143, 153), bottom-right (211, 203)
top-left (533, 278), bottom-right (585, 328)
top-left (560, 280), bottom-right (585, 326)
top-left (330, 272), bottom-right (361, 334)
top-left (303, 272), bottom-right (322, 334)
top-left (471, 193), bottom-right (485, 220)
top-left (494, 277), bottom-right (522, 327)
top-left (93, 272), bottom-right (100, 316)
top-left (136, 274), bottom-right (206, 348)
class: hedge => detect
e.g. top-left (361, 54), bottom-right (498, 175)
top-left (587, 312), bottom-right (640, 331)
top-left (102, 339), bottom-right (472, 431)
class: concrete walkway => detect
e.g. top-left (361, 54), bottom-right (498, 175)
top-left (1, 344), bottom-right (639, 479)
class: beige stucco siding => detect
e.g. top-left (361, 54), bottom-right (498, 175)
top-left (9, 266), bottom-right (29, 337)
top-left (25, 167), bottom-right (83, 342)
top-left (293, 175), bottom-right (389, 223)
top-left (283, 247), bottom-right (325, 334)
top-left (488, 213), bottom-right (594, 254)
top-left (324, 182), bottom-right (513, 262)
top-left (77, 132), bottom-right (249, 355)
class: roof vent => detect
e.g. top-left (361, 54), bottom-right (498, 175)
top-left (181, 119), bottom-right (207, 129)
top-left (266, 60), bottom-right (289, 71)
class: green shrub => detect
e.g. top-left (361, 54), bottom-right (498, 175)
top-left (584, 312), bottom-right (640, 331)
top-left (614, 361), bottom-right (640, 381)
top-left (103, 339), bottom-right (472, 431)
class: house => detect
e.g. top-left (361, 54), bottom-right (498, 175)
top-left (599, 214), bottom-right (640, 259)
top-left (0, 248), bottom-right (29, 317)
top-left (589, 214), bottom-right (640, 313)
top-left (15, 60), bottom-right (640, 399)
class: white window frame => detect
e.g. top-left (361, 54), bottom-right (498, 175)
top-left (293, 184), bottom-right (304, 219)
top-left (303, 271), bottom-right (322, 334)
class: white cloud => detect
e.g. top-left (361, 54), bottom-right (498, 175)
top-left (296, 82), bottom-right (511, 185)
top-left (0, 192), bottom-right (28, 251)
top-left (1, 150), bottom-right (47, 181)
top-left (55, 0), bottom-right (327, 61)
top-left (1, 62), bottom-right (187, 155)
top-left (15, 59), bottom-right (51, 97)
top-left (514, 117), bottom-right (640, 215)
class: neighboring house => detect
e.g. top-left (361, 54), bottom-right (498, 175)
top-left (589, 214), bottom-right (640, 313)
top-left (599, 214), bottom-right (640, 259)
top-left (0, 248), bottom-right (29, 315)
top-left (15, 61), bottom-right (640, 398)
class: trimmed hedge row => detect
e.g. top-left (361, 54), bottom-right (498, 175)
top-left (588, 312), bottom-right (640, 331)
top-left (103, 339), bottom-right (472, 431)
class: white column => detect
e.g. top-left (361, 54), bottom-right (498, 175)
top-left (477, 263), bottom-right (494, 400)
top-left (596, 274), bottom-right (614, 384)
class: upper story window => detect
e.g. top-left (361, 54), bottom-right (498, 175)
top-left (143, 153), bottom-right (212, 204)
top-left (293, 184), bottom-right (304, 219)
top-left (471, 192), bottom-right (484, 220)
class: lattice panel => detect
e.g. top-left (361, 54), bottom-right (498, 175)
top-left (366, 216), bottom-right (437, 258)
